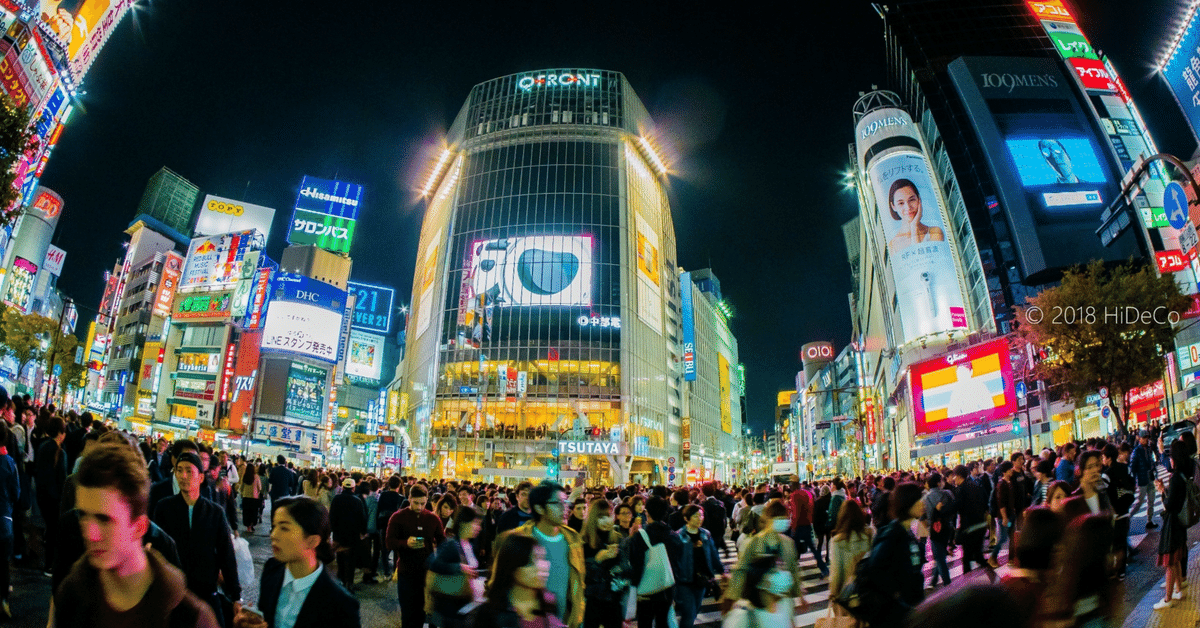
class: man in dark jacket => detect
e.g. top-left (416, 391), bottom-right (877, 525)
top-left (148, 437), bottom-right (171, 483)
top-left (148, 440), bottom-right (212, 517)
top-left (1130, 432), bottom-right (1159, 529)
top-left (153, 452), bottom-right (240, 625)
top-left (376, 476), bottom-right (403, 575)
top-left (330, 478), bottom-right (368, 590)
top-left (949, 465), bottom-right (990, 573)
top-left (870, 476), bottom-right (895, 530)
top-left (700, 484), bottom-right (728, 556)
top-left (989, 461), bottom-right (1016, 569)
top-left (34, 416), bottom-right (68, 575)
top-left (58, 442), bottom-right (218, 627)
top-left (494, 480), bottom-right (534, 535)
top-left (60, 412), bottom-right (92, 472)
top-left (267, 455), bottom-right (294, 511)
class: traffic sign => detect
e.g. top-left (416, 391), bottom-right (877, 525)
top-left (1098, 386), bottom-right (1108, 399)
top-left (53, 364), bottom-right (62, 377)
top-left (1015, 381), bottom-right (1027, 399)
top-left (668, 474), bottom-right (676, 482)
top-left (1180, 222), bottom-right (1200, 257)
top-left (1166, 181), bottom-right (1189, 230)
top-left (668, 457), bottom-right (676, 465)
top-left (1101, 406), bottom-right (1111, 419)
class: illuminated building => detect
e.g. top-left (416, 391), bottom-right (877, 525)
top-left (138, 167), bottom-right (202, 236)
top-left (400, 68), bottom-right (731, 485)
top-left (846, 1), bottom-right (1157, 467)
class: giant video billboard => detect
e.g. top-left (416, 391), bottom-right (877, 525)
top-left (260, 273), bottom-right (346, 364)
top-left (856, 108), bottom-right (969, 344)
top-left (947, 56), bottom-right (1137, 280)
top-left (465, 235), bottom-right (593, 308)
top-left (910, 338), bottom-right (1017, 436)
top-left (1162, 8), bottom-right (1200, 143)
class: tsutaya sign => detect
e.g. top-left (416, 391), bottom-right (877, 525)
top-left (559, 440), bottom-right (625, 455)
top-left (517, 72), bottom-right (602, 92)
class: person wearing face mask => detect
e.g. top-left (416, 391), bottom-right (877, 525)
top-left (721, 500), bottom-right (808, 613)
top-left (580, 498), bottom-right (631, 628)
top-left (721, 556), bottom-right (795, 628)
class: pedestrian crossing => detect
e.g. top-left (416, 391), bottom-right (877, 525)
top-left (691, 538), bottom-right (1008, 628)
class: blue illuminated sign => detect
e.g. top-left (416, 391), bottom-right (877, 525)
top-left (273, 272), bottom-right (347, 311)
top-left (1163, 11), bottom-right (1200, 142)
top-left (1004, 138), bottom-right (1105, 187)
top-left (347, 280), bottom-right (395, 334)
top-left (293, 176), bottom-right (363, 220)
top-left (680, 271), bottom-right (697, 381)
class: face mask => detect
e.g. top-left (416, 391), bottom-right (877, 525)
top-left (772, 519), bottom-right (790, 533)
top-left (760, 570), bottom-right (793, 596)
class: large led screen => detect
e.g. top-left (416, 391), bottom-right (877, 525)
top-left (347, 280), bottom-right (395, 334)
top-left (911, 338), bottom-right (1017, 436)
top-left (1163, 9), bottom-right (1200, 142)
top-left (996, 112), bottom-right (1112, 215)
top-left (346, 329), bottom-right (385, 382)
top-left (2, 256), bottom-right (37, 312)
top-left (466, 235), bottom-right (593, 307)
top-left (261, 300), bottom-right (343, 363)
top-left (284, 361), bottom-right (326, 424)
top-left (867, 151), bottom-right (969, 342)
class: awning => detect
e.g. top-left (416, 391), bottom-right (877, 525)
top-left (911, 429), bottom-right (1026, 459)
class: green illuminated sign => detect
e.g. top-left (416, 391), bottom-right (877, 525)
top-left (1049, 31), bottom-right (1098, 61)
top-left (288, 208), bottom-right (357, 254)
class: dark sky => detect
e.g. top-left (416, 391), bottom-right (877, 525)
top-left (39, 0), bottom-right (1191, 434)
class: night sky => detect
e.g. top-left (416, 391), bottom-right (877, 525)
top-left (38, 0), bottom-right (1195, 434)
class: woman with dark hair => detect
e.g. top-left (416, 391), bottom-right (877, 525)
top-left (614, 503), bottom-right (637, 538)
top-left (469, 533), bottom-right (563, 628)
top-left (861, 482), bottom-right (925, 628)
top-left (438, 494), bottom-right (459, 528)
top-left (1153, 439), bottom-right (1191, 610)
top-left (812, 485), bottom-right (832, 561)
top-left (580, 498), bottom-right (630, 628)
top-left (886, 178), bottom-right (944, 255)
top-left (1001, 506), bottom-right (1063, 617)
top-left (427, 505), bottom-right (485, 628)
top-left (232, 496), bottom-right (360, 628)
top-left (828, 497), bottom-right (872, 611)
top-left (720, 555), bottom-right (794, 628)
top-left (1045, 480), bottom-right (1073, 515)
top-left (629, 495), bottom-right (647, 526)
top-left (1038, 514), bottom-right (1118, 625)
top-left (239, 463), bottom-right (263, 534)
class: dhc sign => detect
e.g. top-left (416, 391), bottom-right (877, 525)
top-left (518, 72), bottom-right (602, 92)
top-left (559, 440), bottom-right (621, 455)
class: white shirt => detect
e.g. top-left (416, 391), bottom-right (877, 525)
top-left (276, 563), bottom-right (324, 628)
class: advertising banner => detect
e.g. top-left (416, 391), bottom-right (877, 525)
top-left (719, 353), bottom-right (733, 433)
top-left (172, 291), bottom-right (233, 321)
top-left (243, 266), bottom-right (273, 330)
top-left (284, 361), bottom-right (327, 424)
top-left (1068, 57), bottom-right (1117, 92)
top-left (68, 0), bottom-right (132, 78)
top-left (680, 271), bottom-right (697, 381)
top-left (194, 195), bottom-right (277, 240)
top-left (41, 243), bottom-right (64, 276)
top-left (17, 33), bottom-right (57, 111)
top-left (228, 330), bottom-right (262, 431)
top-left (0, 42), bottom-right (29, 109)
top-left (910, 338), bottom-right (1017, 436)
top-left (294, 176), bottom-right (363, 220)
top-left (866, 150), bottom-right (969, 341)
top-left (1162, 9), bottom-right (1200, 141)
top-left (260, 273), bottom-right (346, 363)
top-left (465, 235), bottom-right (593, 307)
top-left (287, 208), bottom-right (356, 253)
top-left (634, 213), bottom-right (662, 334)
top-left (347, 280), bottom-right (395, 334)
top-left (230, 250), bottom-right (260, 320)
top-left (181, 231), bottom-right (262, 291)
top-left (346, 329), bottom-right (385, 382)
top-left (252, 418), bottom-right (322, 450)
top-left (1042, 20), bottom-right (1096, 60)
top-left (3, 256), bottom-right (37, 311)
top-left (151, 251), bottom-right (183, 318)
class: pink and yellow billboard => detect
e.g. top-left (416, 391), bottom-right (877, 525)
top-left (910, 338), bottom-right (1017, 436)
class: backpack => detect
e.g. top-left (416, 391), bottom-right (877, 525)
top-left (636, 528), bottom-right (676, 595)
top-left (1181, 479), bottom-right (1200, 528)
top-left (833, 532), bottom-right (890, 624)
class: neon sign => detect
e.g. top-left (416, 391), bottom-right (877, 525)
top-left (517, 72), bottom-right (602, 92)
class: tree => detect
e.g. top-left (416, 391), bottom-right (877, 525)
top-left (0, 94), bottom-right (38, 228)
top-left (0, 307), bottom-right (56, 386)
top-left (1015, 260), bottom-right (1191, 436)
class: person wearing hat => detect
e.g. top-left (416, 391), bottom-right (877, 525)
top-left (330, 477), bottom-right (368, 591)
top-left (153, 451), bottom-right (242, 626)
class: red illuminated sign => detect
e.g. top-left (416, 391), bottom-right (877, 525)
top-left (1027, 0), bottom-right (1074, 21)
top-left (220, 341), bottom-right (237, 403)
top-left (1157, 250), bottom-right (1189, 273)
top-left (910, 338), bottom-right (1017, 437)
top-left (32, 189), bottom-right (62, 219)
top-left (801, 342), bottom-right (834, 363)
top-left (865, 397), bottom-right (876, 445)
top-left (227, 330), bottom-right (262, 431)
top-left (1125, 380), bottom-right (1164, 407)
top-left (1069, 58), bottom-right (1117, 92)
top-left (151, 251), bottom-right (183, 318)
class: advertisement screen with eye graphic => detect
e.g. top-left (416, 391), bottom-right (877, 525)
top-left (467, 235), bottom-right (593, 307)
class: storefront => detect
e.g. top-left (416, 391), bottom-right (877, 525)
top-left (1125, 380), bottom-right (1166, 427)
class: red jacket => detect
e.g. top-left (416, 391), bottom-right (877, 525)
top-left (790, 488), bottom-right (813, 529)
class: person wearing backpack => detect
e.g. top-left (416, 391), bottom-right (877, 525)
top-left (921, 473), bottom-right (954, 588)
top-left (626, 496), bottom-right (680, 628)
top-left (1153, 440), bottom-right (1192, 610)
top-left (826, 477), bottom-right (847, 532)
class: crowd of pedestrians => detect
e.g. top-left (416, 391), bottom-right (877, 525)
top-left (2, 386), bottom-right (1198, 628)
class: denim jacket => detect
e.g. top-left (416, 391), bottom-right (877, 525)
top-left (672, 526), bottom-right (724, 585)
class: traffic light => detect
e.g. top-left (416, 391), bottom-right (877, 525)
top-left (1013, 416), bottom-right (1021, 434)
top-left (547, 449), bottom-right (559, 478)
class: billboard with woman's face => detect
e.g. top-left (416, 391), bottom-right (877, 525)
top-left (867, 149), bottom-right (969, 343)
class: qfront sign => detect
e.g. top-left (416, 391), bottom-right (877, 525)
top-left (517, 71), bottom-right (602, 92)
top-left (558, 440), bottom-right (624, 456)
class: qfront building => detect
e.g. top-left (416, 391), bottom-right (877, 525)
top-left (399, 69), bottom-right (741, 485)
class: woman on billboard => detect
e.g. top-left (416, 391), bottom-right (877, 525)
top-left (887, 179), bottom-right (944, 255)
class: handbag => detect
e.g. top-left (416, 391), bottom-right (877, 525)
top-left (425, 544), bottom-right (473, 613)
top-left (636, 529), bottom-right (676, 595)
top-left (814, 606), bottom-right (857, 628)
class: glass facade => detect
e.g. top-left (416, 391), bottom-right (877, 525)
top-left (401, 70), bottom-right (680, 484)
